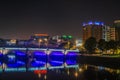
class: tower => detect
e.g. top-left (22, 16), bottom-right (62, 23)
top-left (82, 21), bottom-right (104, 43)
top-left (114, 20), bottom-right (120, 41)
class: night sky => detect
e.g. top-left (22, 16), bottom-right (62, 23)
top-left (0, 0), bottom-right (120, 39)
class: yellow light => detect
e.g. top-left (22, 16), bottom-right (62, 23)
top-left (38, 39), bottom-right (42, 42)
top-left (79, 68), bottom-right (83, 72)
top-left (10, 39), bottom-right (16, 44)
top-left (67, 70), bottom-right (70, 75)
top-left (74, 72), bottom-right (78, 77)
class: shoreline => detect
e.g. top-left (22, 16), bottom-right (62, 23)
top-left (78, 55), bottom-right (120, 69)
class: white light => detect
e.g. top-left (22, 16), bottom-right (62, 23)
top-left (38, 73), bottom-right (41, 78)
top-left (79, 68), bottom-right (83, 72)
top-left (44, 75), bottom-right (47, 80)
top-left (44, 38), bottom-right (48, 41)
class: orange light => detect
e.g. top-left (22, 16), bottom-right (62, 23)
top-left (34, 34), bottom-right (48, 36)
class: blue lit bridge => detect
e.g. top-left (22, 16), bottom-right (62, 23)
top-left (0, 48), bottom-right (79, 72)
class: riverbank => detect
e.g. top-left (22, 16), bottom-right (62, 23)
top-left (78, 55), bottom-right (120, 69)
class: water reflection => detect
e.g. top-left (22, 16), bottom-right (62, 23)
top-left (0, 64), bottom-right (120, 80)
top-left (35, 64), bottom-right (120, 80)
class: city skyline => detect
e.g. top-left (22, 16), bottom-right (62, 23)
top-left (0, 0), bottom-right (120, 39)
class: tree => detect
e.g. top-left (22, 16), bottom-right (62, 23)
top-left (84, 37), bottom-right (97, 54)
top-left (0, 38), bottom-right (5, 47)
top-left (116, 40), bottom-right (120, 48)
top-left (97, 39), bottom-right (106, 53)
top-left (105, 40), bottom-right (117, 54)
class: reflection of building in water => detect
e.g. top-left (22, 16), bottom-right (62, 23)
top-left (83, 64), bottom-right (120, 74)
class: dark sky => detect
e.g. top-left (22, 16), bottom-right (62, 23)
top-left (0, 0), bottom-right (120, 39)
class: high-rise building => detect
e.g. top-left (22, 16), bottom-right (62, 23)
top-left (114, 20), bottom-right (120, 41)
top-left (102, 26), bottom-right (116, 41)
top-left (82, 21), bottom-right (116, 43)
top-left (82, 21), bottom-right (104, 42)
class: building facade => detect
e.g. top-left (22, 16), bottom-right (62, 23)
top-left (30, 34), bottom-right (49, 47)
top-left (82, 21), bottom-right (116, 43)
top-left (114, 20), bottom-right (120, 41)
top-left (82, 21), bottom-right (104, 42)
top-left (102, 25), bottom-right (116, 41)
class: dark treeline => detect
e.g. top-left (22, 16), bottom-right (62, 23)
top-left (84, 37), bottom-right (120, 54)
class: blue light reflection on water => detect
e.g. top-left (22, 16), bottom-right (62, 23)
top-left (7, 61), bottom-right (25, 68)
top-left (5, 50), bottom-right (27, 68)
top-left (30, 51), bottom-right (47, 67)
top-left (49, 51), bottom-right (64, 66)
top-left (66, 52), bottom-right (77, 65)
top-left (0, 53), bottom-right (3, 66)
top-left (2, 49), bottom-right (78, 71)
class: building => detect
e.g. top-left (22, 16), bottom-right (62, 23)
top-left (114, 20), bottom-right (120, 41)
top-left (82, 21), bottom-right (116, 43)
top-left (102, 25), bottom-right (116, 41)
top-left (30, 34), bottom-right (49, 47)
top-left (31, 34), bottom-right (49, 40)
top-left (82, 21), bottom-right (104, 42)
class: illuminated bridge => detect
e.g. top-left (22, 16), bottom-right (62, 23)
top-left (0, 48), bottom-right (79, 72)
